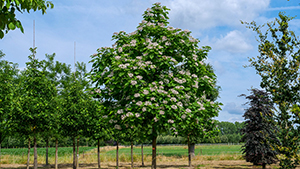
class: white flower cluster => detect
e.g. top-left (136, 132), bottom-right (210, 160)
top-left (136, 75), bottom-right (143, 80)
top-left (151, 97), bottom-right (155, 101)
top-left (163, 100), bottom-right (168, 104)
top-left (131, 80), bottom-right (137, 85)
top-left (95, 89), bottom-right (101, 93)
top-left (130, 39), bottom-right (137, 46)
top-left (114, 124), bottom-right (121, 130)
top-left (117, 109), bottom-right (123, 114)
top-left (159, 110), bottom-right (165, 115)
top-left (167, 119), bottom-right (174, 123)
top-left (170, 97), bottom-right (177, 102)
top-left (119, 63), bottom-right (130, 69)
top-left (164, 79), bottom-right (169, 84)
top-left (126, 112), bottom-right (133, 117)
top-left (134, 93), bottom-right (140, 97)
top-left (192, 80), bottom-right (199, 89)
top-left (175, 85), bottom-right (184, 90)
top-left (145, 101), bottom-right (152, 106)
top-left (143, 90), bottom-right (149, 95)
top-left (179, 70), bottom-right (185, 75)
top-left (135, 113), bottom-right (141, 118)
top-left (102, 115), bottom-right (108, 118)
top-left (176, 102), bottom-right (183, 107)
top-left (128, 73), bottom-right (134, 78)
top-left (136, 101), bottom-right (143, 106)
top-left (169, 88), bottom-right (179, 95)
top-left (181, 114), bottom-right (186, 119)
top-left (171, 105), bottom-right (177, 109)
top-left (118, 47), bottom-right (123, 53)
top-left (128, 31), bottom-right (137, 36)
top-left (174, 77), bottom-right (186, 84)
top-left (154, 117), bottom-right (159, 122)
top-left (142, 107), bottom-right (147, 112)
top-left (108, 72), bottom-right (114, 77)
top-left (167, 26), bottom-right (174, 31)
top-left (186, 108), bottom-right (192, 113)
top-left (170, 127), bottom-right (176, 131)
top-left (115, 56), bottom-right (121, 60)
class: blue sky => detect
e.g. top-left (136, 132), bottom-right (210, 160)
top-left (1, 0), bottom-right (300, 122)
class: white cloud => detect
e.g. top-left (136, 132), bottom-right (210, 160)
top-left (213, 30), bottom-right (253, 53)
top-left (168, 0), bottom-right (270, 29)
top-left (222, 102), bottom-right (245, 115)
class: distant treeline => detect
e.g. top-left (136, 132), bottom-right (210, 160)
top-left (3, 120), bottom-right (244, 148)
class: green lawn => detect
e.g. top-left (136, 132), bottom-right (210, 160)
top-left (0, 144), bottom-right (242, 158)
top-left (103, 144), bottom-right (242, 157)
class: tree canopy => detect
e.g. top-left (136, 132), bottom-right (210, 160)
top-left (0, 0), bottom-right (54, 38)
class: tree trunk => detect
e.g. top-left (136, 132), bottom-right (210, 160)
top-left (141, 143), bottom-right (144, 167)
top-left (27, 137), bottom-right (31, 169)
top-left (55, 138), bottom-right (58, 169)
top-left (0, 142), bottom-right (2, 169)
top-left (77, 137), bottom-right (79, 169)
top-left (73, 137), bottom-right (76, 169)
top-left (46, 138), bottom-right (49, 165)
top-left (116, 141), bottom-right (119, 169)
top-left (34, 134), bottom-right (37, 169)
top-left (97, 139), bottom-right (100, 169)
top-left (131, 141), bottom-right (133, 168)
top-left (262, 163), bottom-right (266, 169)
top-left (189, 143), bottom-right (195, 158)
top-left (152, 127), bottom-right (157, 169)
top-left (188, 136), bottom-right (191, 167)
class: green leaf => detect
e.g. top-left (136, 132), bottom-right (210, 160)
top-left (0, 30), bottom-right (4, 39)
top-left (8, 22), bottom-right (16, 30)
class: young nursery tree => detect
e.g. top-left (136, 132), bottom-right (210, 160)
top-left (82, 97), bottom-right (110, 169)
top-left (41, 53), bottom-right (71, 168)
top-left (240, 89), bottom-right (279, 169)
top-left (242, 12), bottom-right (300, 168)
top-left (88, 2), bottom-right (221, 168)
top-left (13, 48), bottom-right (57, 169)
top-left (0, 51), bottom-right (19, 165)
top-left (60, 62), bottom-right (92, 169)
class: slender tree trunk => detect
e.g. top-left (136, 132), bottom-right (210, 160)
top-left (116, 141), bottom-right (119, 169)
top-left (34, 134), bottom-right (37, 169)
top-left (141, 143), bottom-right (145, 167)
top-left (97, 139), bottom-right (100, 169)
top-left (131, 141), bottom-right (133, 168)
top-left (262, 163), bottom-right (266, 169)
top-left (46, 138), bottom-right (49, 165)
top-left (189, 143), bottom-right (195, 157)
top-left (27, 137), bottom-right (31, 169)
top-left (152, 127), bottom-right (157, 169)
top-left (77, 137), bottom-right (79, 169)
top-left (55, 138), bottom-right (58, 169)
top-left (0, 142), bottom-right (2, 169)
top-left (73, 137), bottom-right (76, 169)
top-left (188, 136), bottom-right (191, 167)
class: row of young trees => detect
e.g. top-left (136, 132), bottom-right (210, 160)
top-left (0, 3), bottom-right (222, 169)
top-left (0, 120), bottom-right (244, 149)
top-left (0, 48), bottom-right (102, 169)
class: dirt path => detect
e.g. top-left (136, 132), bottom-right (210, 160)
top-left (0, 160), bottom-right (290, 169)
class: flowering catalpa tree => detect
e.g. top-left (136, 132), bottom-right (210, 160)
top-left (88, 2), bottom-right (221, 168)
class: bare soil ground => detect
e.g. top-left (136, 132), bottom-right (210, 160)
top-left (0, 160), bottom-right (291, 169)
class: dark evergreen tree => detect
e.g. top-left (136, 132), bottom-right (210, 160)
top-left (240, 89), bottom-right (280, 169)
